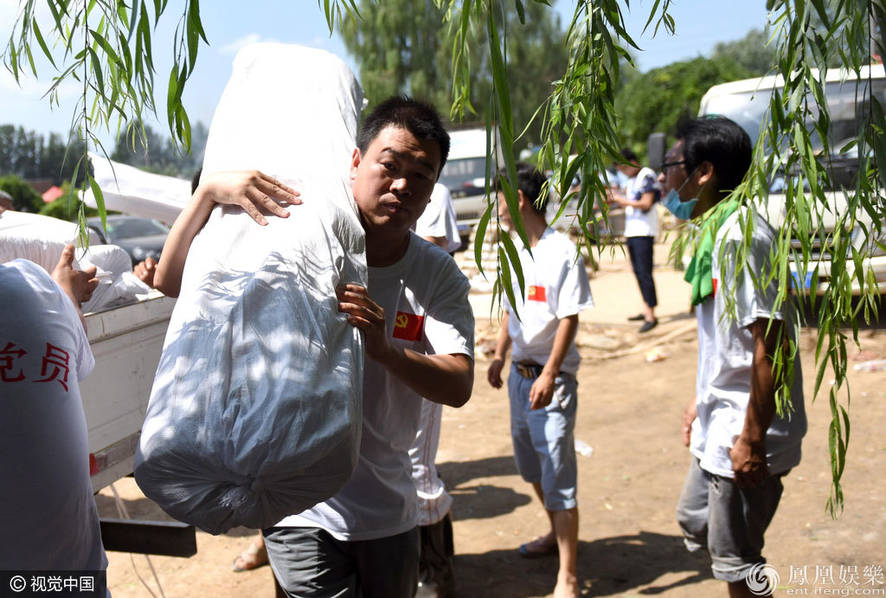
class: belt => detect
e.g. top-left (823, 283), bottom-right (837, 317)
top-left (515, 362), bottom-right (545, 379)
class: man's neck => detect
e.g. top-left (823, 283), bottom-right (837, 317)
top-left (693, 184), bottom-right (723, 219)
top-left (365, 229), bottom-right (411, 267)
top-left (522, 211), bottom-right (548, 248)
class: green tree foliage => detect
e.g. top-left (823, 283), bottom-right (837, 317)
top-left (111, 121), bottom-right (207, 177)
top-left (711, 28), bottom-right (778, 75)
top-left (38, 181), bottom-right (99, 222)
top-left (0, 174), bottom-right (43, 212)
top-left (339, 0), bottom-right (567, 147)
top-left (615, 57), bottom-right (755, 157)
top-left (0, 125), bottom-right (85, 183)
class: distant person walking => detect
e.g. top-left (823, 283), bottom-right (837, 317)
top-left (610, 148), bottom-right (660, 332)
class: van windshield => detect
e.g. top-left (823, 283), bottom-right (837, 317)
top-left (702, 78), bottom-right (886, 152)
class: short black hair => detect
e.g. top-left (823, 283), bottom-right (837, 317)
top-left (619, 147), bottom-right (638, 163)
top-left (494, 162), bottom-right (548, 216)
top-left (356, 96), bottom-right (450, 175)
top-left (676, 116), bottom-right (752, 197)
top-left (191, 168), bottom-right (202, 195)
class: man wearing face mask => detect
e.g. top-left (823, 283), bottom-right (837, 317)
top-left (660, 116), bottom-right (807, 598)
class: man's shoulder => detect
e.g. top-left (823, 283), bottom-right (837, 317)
top-left (0, 259), bottom-right (58, 298)
top-left (406, 234), bottom-right (469, 286)
top-left (716, 207), bottom-right (776, 246)
top-left (537, 229), bottom-right (581, 260)
top-left (637, 166), bottom-right (657, 182)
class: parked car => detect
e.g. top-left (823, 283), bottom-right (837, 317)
top-left (87, 215), bottom-right (169, 266)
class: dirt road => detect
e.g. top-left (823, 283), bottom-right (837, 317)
top-left (100, 244), bottom-right (886, 597)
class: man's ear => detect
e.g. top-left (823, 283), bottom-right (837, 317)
top-left (350, 147), bottom-right (362, 183)
top-left (516, 189), bottom-right (529, 210)
top-left (695, 161), bottom-right (715, 187)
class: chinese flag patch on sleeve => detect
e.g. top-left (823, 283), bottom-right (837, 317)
top-left (527, 285), bottom-right (547, 302)
top-left (393, 312), bottom-right (425, 341)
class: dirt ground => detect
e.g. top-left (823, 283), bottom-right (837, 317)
top-left (98, 246), bottom-right (886, 598)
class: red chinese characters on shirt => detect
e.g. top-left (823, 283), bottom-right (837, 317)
top-left (0, 341), bottom-right (71, 391)
top-left (0, 342), bottom-right (27, 382)
top-left (35, 343), bottom-right (71, 391)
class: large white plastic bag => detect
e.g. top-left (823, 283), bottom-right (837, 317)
top-left (0, 211), bottom-right (152, 311)
top-left (135, 43), bottom-right (367, 534)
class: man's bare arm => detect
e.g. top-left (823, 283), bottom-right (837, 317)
top-left (487, 311), bottom-right (512, 389)
top-left (614, 190), bottom-right (656, 212)
top-left (731, 317), bottom-right (781, 488)
top-left (529, 314), bottom-right (578, 410)
top-left (51, 244), bottom-right (98, 330)
top-left (154, 171), bottom-right (299, 297)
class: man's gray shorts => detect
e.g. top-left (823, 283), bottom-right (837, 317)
top-left (507, 365), bottom-right (578, 511)
top-left (263, 526), bottom-right (419, 598)
top-left (675, 457), bottom-right (785, 583)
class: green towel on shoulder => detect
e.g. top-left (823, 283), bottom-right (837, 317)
top-left (684, 199), bottom-right (739, 305)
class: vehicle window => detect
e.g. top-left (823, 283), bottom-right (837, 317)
top-left (105, 218), bottom-right (169, 241)
top-left (438, 157), bottom-right (489, 194)
top-left (703, 79), bottom-right (886, 151)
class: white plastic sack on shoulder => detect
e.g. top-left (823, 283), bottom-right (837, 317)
top-left (135, 43), bottom-right (367, 535)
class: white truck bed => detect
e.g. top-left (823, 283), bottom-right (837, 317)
top-left (82, 293), bottom-right (175, 492)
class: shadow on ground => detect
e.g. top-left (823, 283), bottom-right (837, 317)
top-left (439, 456), bottom-right (533, 521)
top-left (454, 531), bottom-right (711, 597)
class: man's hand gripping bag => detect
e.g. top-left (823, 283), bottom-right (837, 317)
top-left (135, 44), bottom-right (366, 534)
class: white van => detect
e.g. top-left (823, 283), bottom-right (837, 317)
top-left (438, 127), bottom-right (502, 236)
top-left (698, 65), bottom-right (886, 294)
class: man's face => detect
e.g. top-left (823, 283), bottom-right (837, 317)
top-left (658, 140), bottom-right (698, 200)
top-left (615, 163), bottom-right (639, 178)
top-left (496, 191), bottom-right (514, 231)
top-left (350, 125), bottom-right (441, 236)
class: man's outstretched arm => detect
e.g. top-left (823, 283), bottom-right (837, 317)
top-left (51, 244), bottom-right (98, 330)
top-left (154, 171), bottom-right (300, 297)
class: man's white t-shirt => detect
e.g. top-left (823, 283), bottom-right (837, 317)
top-left (411, 185), bottom-right (460, 526)
top-left (414, 183), bottom-right (461, 253)
top-left (505, 228), bottom-right (594, 375)
top-left (0, 259), bottom-right (107, 570)
top-left (279, 234), bottom-right (474, 540)
top-left (690, 209), bottom-right (807, 478)
top-left (409, 398), bottom-right (451, 527)
top-left (622, 166), bottom-right (659, 238)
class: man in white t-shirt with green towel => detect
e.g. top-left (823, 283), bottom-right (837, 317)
top-left (660, 116), bottom-right (807, 598)
top-left (487, 163), bottom-right (593, 598)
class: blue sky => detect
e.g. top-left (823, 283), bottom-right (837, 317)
top-left (0, 1), bottom-right (773, 146)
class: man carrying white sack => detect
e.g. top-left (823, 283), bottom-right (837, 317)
top-left (137, 43), bottom-right (370, 536)
top-left (153, 97), bottom-right (475, 598)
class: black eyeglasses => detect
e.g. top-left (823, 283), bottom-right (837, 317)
top-left (660, 159), bottom-right (687, 171)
